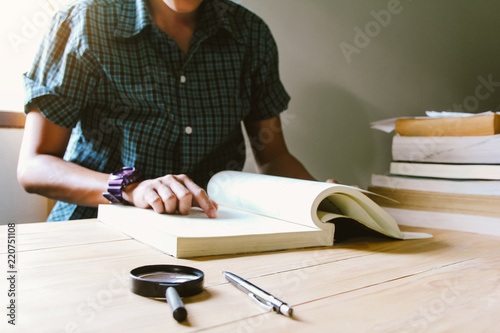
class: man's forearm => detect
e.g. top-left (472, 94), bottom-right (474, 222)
top-left (18, 154), bottom-right (109, 207)
top-left (256, 152), bottom-right (316, 181)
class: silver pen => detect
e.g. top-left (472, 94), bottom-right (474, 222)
top-left (222, 271), bottom-right (293, 316)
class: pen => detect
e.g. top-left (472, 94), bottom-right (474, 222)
top-left (222, 271), bottom-right (293, 317)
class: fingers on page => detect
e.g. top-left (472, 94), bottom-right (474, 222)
top-left (179, 175), bottom-right (218, 218)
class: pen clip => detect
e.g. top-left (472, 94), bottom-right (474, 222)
top-left (248, 293), bottom-right (273, 312)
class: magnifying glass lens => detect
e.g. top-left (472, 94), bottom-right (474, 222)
top-left (139, 272), bottom-right (197, 284)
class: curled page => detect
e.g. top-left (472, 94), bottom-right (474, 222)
top-left (207, 171), bottom-right (430, 240)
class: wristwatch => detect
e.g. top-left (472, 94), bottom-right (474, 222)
top-left (103, 167), bottom-right (143, 204)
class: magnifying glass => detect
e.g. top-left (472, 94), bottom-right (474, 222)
top-left (130, 265), bottom-right (204, 322)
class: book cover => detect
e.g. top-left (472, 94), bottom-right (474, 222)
top-left (395, 113), bottom-right (500, 137)
top-left (371, 174), bottom-right (500, 196)
top-left (391, 134), bottom-right (500, 164)
top-left (389, 162), bottom-right (500, 180)
top-left (367, 186), bottom-right (500, 218)
top-left (382, 207), bottom-right (500, 237)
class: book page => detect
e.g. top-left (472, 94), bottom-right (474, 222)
top-left (207, 171), bottom-right (432, 240)
top-left (207, 171), bottom-right (343, 230)
top-left (207, 171), bottom-right (401, 236)
top-left (319, 194), bottom-right (403, 238)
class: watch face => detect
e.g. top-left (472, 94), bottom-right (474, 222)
top-left (113, 170), bottom-right (128, 177)
top-left (110, 167), bottom-right (135, 179)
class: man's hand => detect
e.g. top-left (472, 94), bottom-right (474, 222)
top-left (123, 174), bottom-right (218, 218)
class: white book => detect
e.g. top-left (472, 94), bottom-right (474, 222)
top-left (371, 174), bottom-right (500, 196)
top-left (98, 171), bottom-right (429, 258)
top-left (392, 134), bottom-right (500, 164)
top-left (390, 162), bottom-right (500, 180)
top-left (384, 207), bottom-right (500, 237)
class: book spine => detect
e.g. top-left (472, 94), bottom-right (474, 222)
top-left (382, 207), bottom-right (500, 236)
top-left (389, 162), bottom-right (500, 180)
top-left (395, 114), bottom-right (499, 136)
top-left (371, 174), bottom-right (500, 196)
top-left (368, 186), bottom-right (500, 218)
top-left (391, 135), bottom-right (500, 164)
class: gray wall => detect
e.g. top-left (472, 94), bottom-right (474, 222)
top-left (242, 0), bottom-right (500, 187)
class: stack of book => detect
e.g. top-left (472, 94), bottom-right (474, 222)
top-left (368, 112), bottom-right (500, 236)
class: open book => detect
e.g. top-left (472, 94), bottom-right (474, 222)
top-left (98, 171), bottom-right (430, 258)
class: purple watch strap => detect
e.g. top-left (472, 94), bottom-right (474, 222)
top-left (103, 167), bottom-right (142, 204)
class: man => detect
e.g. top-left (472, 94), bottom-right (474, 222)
top-left (18, 0), bottom-right (319, 221)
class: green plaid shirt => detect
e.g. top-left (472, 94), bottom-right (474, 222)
top-left (23, 0), bottom-right (290, 221)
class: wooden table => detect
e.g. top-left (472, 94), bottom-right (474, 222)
top-left (1, 219), bottom-right (499, 332)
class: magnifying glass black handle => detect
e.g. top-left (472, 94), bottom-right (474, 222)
top-left (166, 287), bottom-right (187, 322)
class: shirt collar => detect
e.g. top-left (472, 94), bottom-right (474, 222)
top-left (114, 0), bottom-right (244, 43)
top-left (114, 0), bottom-right (152, 39)
top-left (198, 0), bottom-right (245, 44)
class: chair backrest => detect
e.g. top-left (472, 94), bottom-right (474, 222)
top-left (0, 115), bottom-right (50, 224)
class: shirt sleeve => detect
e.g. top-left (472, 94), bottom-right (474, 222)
top-left (23, 9), bottom-right (98, 128)
top-left (245, 22), bottom-right (291, 121)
